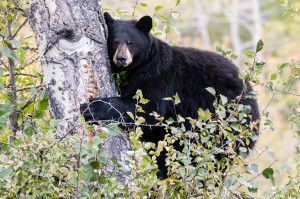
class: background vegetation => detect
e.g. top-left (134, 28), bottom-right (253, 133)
top-left (0, 0), bottom-right (299, 198)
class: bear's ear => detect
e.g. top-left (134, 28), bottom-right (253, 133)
top-left (136, 16), bottom-right (152, 33)
top-left (104, 12), bottom-right (114, 27)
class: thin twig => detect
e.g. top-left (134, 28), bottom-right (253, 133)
top-left (16, 84), bottom-right (45, 92)
top-left (0, 59), bottom-right (8, 70)
top-left (3, 73), bottom-right (38, 78)
top-left (16, 56), bottom-right (40, 71)
top-left (11, 18), bottom-right (28, 39)
top-left (20, 93), bottom-right (37, 110)
top-left (12, 0), bottom-right (26, 30)
top-left (0, 142), bottom-right (19, 150)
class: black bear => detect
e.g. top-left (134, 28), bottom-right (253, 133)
top-left (80, 12), bottom-right (259, 179)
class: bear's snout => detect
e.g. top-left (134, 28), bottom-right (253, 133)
top-left (117, 54), bottom-right (127, 66)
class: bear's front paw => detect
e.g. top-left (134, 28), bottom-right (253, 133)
top-left (80, 100), bottom-right (104, 121)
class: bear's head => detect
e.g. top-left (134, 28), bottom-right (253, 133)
top-left (104, 12), bottom-right (152, 70)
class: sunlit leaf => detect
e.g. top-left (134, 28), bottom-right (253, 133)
top-left (205, 87), bottom-right (216, 96)
top-left (174, 93), bottom-right (181, 105)
top-left (245, 51), bottom-right (254, 58)
top-left (155, 5), bottom-right (163, 11)
top-left (0, 167), bottom-right (13, 178)
top-left (140, 3), bottom-right (148, 7)
top-left (10, 40), bottom-right (21, 48)
top-left (256, 39), bottom-right (264, 53)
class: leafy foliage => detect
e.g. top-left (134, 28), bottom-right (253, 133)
top-left (0, 0), bottom-right (299, 198)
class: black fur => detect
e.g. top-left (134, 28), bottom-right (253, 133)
top-left (81, 13), bottom-right (259, 179)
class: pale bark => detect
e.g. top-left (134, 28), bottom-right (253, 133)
top-left (26, 0), bottom-right (131, 185)
top-left (252, 0), bottom-right (262, 49)
top-left (230, 0), bottom-right (241, 58)
top-left (194, 0), bottom-right (211, 48)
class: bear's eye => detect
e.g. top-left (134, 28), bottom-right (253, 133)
top-left (112, 41), bottom-right (118, 47)
top-left (127, 41), bottom-right (133, 46)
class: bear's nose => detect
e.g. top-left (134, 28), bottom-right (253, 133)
top-left (117, 55), bottom-right (127, 65)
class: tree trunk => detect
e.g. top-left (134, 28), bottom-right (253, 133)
top-left (230, 0), bottom-right (241, 59)
top-left (26, 0), bottom-right (131, 184)
top-left (194, 0), bottom-right (211, 48)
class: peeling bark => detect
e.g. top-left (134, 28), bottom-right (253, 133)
top-left (26, 0), bottom-right (131, 184)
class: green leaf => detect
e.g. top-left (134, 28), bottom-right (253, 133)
top-left (0, 46), bottom-right (11, 57)
top-left (176, 0), bottom-right (181, 6)
top-left (171, 11), bottom-right (180, 19)
top-left (152, 17), bottom-right (159, 28)
top-left (172, 26), bottom-right (181, 36)
top-left (267, 82), bottom-right (273, 92)
top-left (239, 147), bottom-right (247, 153)
top-left (216, 46), bottom-right (222, 52)
top-left (10, 50), bottom-right (19, 61)
top-left (159, 15), bottom-right (168, 21)
top-left (163, 97), bottom-right (173, 101)
top-left (40, 90), bottom-right (48, 100)
top-left (107, 123), bottom-right (121, 136)
top-left (256, 39), bottom-right (264, 53)
top-left (1, 1), bottom-right (8, 7)
top-left (90, 161), bottom-right (100, 169)
top-left (205, 87), bottom-right (216, 96)
top-left (155, 5), bottom-right (163, 11)
top-left (79, 115), bottom-right (86, 124)
top-left (269, 174), bottom-right (275, 186)
top-left (0, 167), bottom-right (13, 178)
top-left (0, 67), bottom-right (4, 77)
top-left (127, 112), bottom-right (134, 120)
top-left (237, 178), bottom-right (252, 188)
top-left (140, 3), bottom-right (148, 7)
top-left (117, 9), bottom-right (128, 14)
top-left (264, 119), bottom-right (274, 131)
top-left (135, 89), bottom-right (143, 98)
top-left (0, 46), bottom-right (19, 61)
top-left (18, 48), bottom-right (26, 59)
top-left (245, 51), bottom-right (254, 58)
top-left (248, 187), bottom-right (258, 193)
top-left (281, 162), bottom-right (291, 171)
top-left (174, 93), bottom-right (181, 105)
top-left (37, 98), bottom-right (49, 116)
top-left (140, 98), bottom-right (149, 104)
top-left (270, 73), bottom-right (277, 80)
top-left (230, 54), bottom-right (238, 59)
top-left (279, 63), bottom-right (289, 70)
top-left (280, 0), bottom-right (287, 5)
top-left (266, 146), bottom-right (275, 159)
top-left (28, 87), bottom-right (37, 94)
top-left (10, 40), bottom-right (21, 48)
top-left (251, 163), bottom-right (258, 173)
top-left (262, 168), bottom-right (274, 179)
top-left (220, 95), bottom-right (228, 105)
top-left (230, 122), bottom-right (239, 131)
top-left (49, 119), bottom-right (59, 128)
top-left (7, 13), bottom-right (14, 19)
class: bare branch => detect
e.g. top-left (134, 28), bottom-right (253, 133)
top-left (11, 18), bottom-right (28, 39)
top-left (4, 73), bottom-right (38, 78)
top-left (12, 0), bottom-right (26, 30)
top-left (16, 84), bottom-right (45, 92)
top-left (20, 93), bottom-right (37, 110)
top-left (0, 59), bottom-right (9, 70)
top-left (16, 56), bottom-right (40, 71)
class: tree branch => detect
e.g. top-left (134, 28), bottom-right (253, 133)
top-left (16, 84), bottom-right (45, 92)
top-left (11, 18), bottom-right (28, 39)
